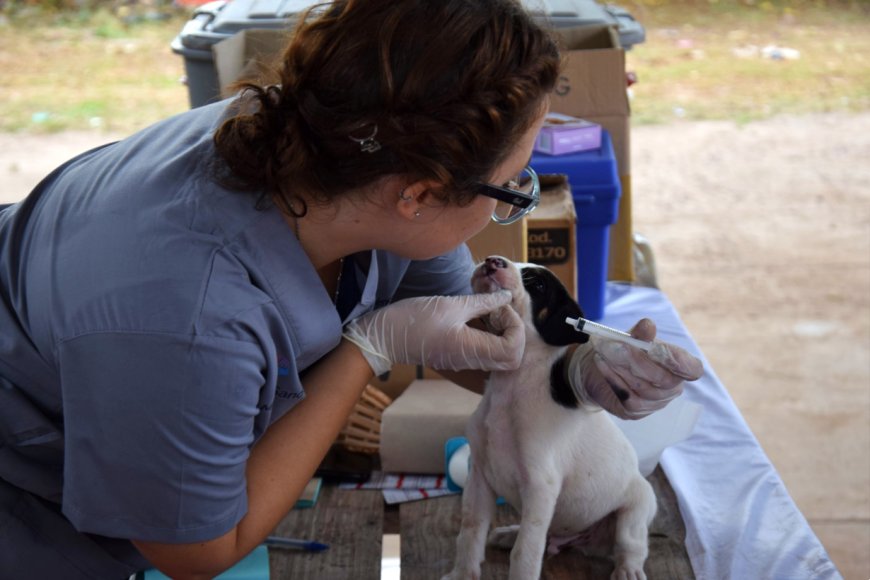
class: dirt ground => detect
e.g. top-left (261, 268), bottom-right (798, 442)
top-left (1, 112), bottom-right (869, 578)
top-left (631, 112), bottom-right (870, 579)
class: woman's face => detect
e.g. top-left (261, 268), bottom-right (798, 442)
top-left (400, 106), bottom-right (549, 260)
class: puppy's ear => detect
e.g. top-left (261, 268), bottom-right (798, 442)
top-left (540, 299), bottom-right (590, 346)
top-left (523, 265), bottom-right (591, 347)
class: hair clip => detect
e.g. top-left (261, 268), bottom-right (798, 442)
top-left (348, 124), bottom-right (381, 154)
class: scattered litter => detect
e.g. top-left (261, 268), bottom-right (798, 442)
top-left (89, 117), bottom-right (104, 128)
top-left (340, 471), bottom-right (459, 505)
top-left (673, 107), bottom-right (686, 118)
top-left (731, 44), bottom-right (800, 61)
top-left (31, 112), bottom-right (50, 124)
top-left (762, 45), bottom-right (801, 60)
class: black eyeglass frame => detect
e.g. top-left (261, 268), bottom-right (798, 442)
top-left (472, 165), bottom-right (541, 225)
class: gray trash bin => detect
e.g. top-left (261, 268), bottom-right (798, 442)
top-left (171, 0), bottom-right (645, 108)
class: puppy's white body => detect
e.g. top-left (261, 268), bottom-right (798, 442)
top-left (444, 258), bottom-right (655, 580)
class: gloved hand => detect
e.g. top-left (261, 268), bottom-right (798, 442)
top-left (343, 292), bottom-right (524, 375)
top-left (567, 318), bottom-right (704, 419)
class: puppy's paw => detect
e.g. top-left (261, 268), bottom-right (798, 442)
top-left (486, 525), bottom-right (519, 550)
top-left (610, 563), bottom-right (646, 580)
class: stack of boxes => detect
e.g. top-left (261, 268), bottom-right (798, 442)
top-left (535, 24), bottom-right (634, 298)
top-left (530, 129), bottom-right (621, 320)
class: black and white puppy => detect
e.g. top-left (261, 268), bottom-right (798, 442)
top-left (443, 256), bottom-right (656, 580)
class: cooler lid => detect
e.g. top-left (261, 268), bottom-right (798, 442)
top-left (523, 0), bottom-right (645, 47)
top-left (208, 0), bottom-right (620, 33)
top-left (523, 0), bottom-right (612, 27)
top-left (176, 0), bottom-right (643, 52)
top-left (210, 0), bottom-right (317, 34)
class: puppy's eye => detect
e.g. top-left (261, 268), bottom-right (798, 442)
top-left (523, 274), bottom-right (546, 295)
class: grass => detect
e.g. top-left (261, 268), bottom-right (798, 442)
top-left (0, 2), bottom-right (867, 133)
top-left (625, 3), bottom-right (870, 123)
top-left (0, 9), bottom-right (191, 133)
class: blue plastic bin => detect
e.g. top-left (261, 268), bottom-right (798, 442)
top-left (530, 130), bottom-right (621, 320)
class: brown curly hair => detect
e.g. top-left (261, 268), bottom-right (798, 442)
top-left (213, 0), bottom-right (561, 214)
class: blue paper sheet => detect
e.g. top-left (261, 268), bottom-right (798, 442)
top-left (142, 545), bottom-right (269, 580)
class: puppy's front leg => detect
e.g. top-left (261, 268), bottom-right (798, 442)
top-left (442, 465), bottom-right (497, 580)
top-left (509, 479), bottom-right (559, 580)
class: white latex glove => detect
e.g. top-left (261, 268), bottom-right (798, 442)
top-left (343, 292), bottom-right (524, 375)
top-left (567, 318), bottom-right (704, 419)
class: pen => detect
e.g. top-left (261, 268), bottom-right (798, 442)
top-left (565, 316), bottom-right (653, 352)
top-left (264, 536), bottom-right (330, 552)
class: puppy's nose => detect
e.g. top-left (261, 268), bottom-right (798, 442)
top-left (484, 256), bottom-right (507, 274)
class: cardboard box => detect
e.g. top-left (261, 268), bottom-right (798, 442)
top-left (370, 364), bottom-right (441, 402)
top-left (549, 25), bottom-right (635, 283)
top-left (465, 216), bottom-right (527, 264)
top-left (534, 113), bottom-right (602, 156)
top-left (527, 175), bottom-right (577, 298)
top-left (380, 379), bottom-right (482, 474)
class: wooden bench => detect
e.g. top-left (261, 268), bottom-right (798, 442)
top-left (268, 466), bottom-right (693, 579)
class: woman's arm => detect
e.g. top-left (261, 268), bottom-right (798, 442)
top-left (132, 339), bottom-right (373, 579)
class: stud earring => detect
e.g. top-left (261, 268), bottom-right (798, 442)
top-left (414, 210), bottom-right (421, 218)
top-left (399, 189), bottom-right (412, 201)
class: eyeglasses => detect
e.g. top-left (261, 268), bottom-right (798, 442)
top-left (472, 165), bottom-right (540, 225)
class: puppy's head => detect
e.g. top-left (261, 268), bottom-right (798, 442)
top-left (471, 255), bottom-right (589, 347)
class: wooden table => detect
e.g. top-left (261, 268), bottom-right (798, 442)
top-left (268, 467), bottom-right (694, 579)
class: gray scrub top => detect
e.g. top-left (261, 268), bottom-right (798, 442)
top-left (0, 100), bottom-right (473, 576)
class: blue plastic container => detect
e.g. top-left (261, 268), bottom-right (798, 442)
top-left (530, 130), bottom-right (621, 320)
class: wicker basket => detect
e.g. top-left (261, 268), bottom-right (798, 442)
top-left (336, 384), bottom-right (393, 454)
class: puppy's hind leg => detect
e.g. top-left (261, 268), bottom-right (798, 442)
top-left (442, 465), bottom-right (497, 580)
top-left (611, 477), bottom-right (656, 580)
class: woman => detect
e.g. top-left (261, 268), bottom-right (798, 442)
top-left (0, 0), bottom-right (701, 577)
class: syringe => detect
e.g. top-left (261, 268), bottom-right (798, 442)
top-left (565, 316), bottom-right (653, 352)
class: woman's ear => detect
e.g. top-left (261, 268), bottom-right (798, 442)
top-left (395, 179), bottom-right (442, 221)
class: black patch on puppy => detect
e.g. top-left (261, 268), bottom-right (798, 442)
top-left (520, 266), bottom-right (589, 347)
top-left (549, 354), bottom-right (578, 409)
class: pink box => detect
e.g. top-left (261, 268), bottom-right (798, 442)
top-left (534, 113), bottom-right (602, 156)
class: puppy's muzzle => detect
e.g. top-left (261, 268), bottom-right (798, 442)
top-left (483, 256), bottom-right (509, 276)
